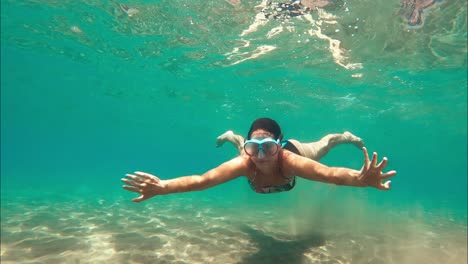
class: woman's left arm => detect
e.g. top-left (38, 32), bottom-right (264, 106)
top-left (287, 147), bottom-right (397, 190)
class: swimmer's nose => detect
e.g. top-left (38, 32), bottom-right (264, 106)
top-left (257, 149), bottom-right (265, 159)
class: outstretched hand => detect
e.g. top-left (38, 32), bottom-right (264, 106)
top-left (358, 147), bottom-right (397, 190)
top-left (122, 171), bottom-right (165, 202)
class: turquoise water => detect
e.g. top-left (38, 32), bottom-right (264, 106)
top-left (1, 0), bottom-right (467, 263)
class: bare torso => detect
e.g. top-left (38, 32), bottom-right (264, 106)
top-left (241, 149), bottom-right (296, 188)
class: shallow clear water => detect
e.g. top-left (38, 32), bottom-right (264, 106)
top-left (1, 0), bottom-right (467, 263)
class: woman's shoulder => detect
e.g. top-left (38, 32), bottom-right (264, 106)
top-left (279, 149), bottom-right (305, 174)
top-left (280, 148), bottom-right (300, 162)
top-left (224, 155), bottom-right (254, 171)
top-left (224, 155), bottom-right (255, 178)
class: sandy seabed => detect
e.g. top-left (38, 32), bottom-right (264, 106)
top-left (1, 194), bottom-right (466, 264)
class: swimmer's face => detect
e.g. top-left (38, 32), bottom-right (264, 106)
top-left (247, 129), bottom-right (280, 163)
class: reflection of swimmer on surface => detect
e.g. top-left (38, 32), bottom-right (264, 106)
top-left (239, 0), bottom-right (331, 37)
top-left (261, 0), bottom-right (331, 20)
top-left (226, 0), bottom-right (363, 70)
top-left (262, 1), bottom-right (306, 20)
top-left (122, 118), bottom-right (396, 201)
top-left (401, 0), bottom-right (437, 26)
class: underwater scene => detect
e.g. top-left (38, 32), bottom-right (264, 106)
top-left (1, 0), bottom-right (467, 263)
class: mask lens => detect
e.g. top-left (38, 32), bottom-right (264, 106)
top-left (244, 140), bottom-right (279, 156)
top-left (262, 142), bottom-right (279, 155)
top-left (244, 142), bottom-right (259, 156)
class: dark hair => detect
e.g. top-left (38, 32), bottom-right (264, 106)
top-left (247, 118), bottom-right (283, 140)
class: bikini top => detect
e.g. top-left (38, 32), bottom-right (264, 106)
top-left (248, 175), bottom-right (296, 194)
top-left (247, 152), bottom-right (296, 194)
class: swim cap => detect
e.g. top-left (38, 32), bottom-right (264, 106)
top-left (247, 118), bottom-right (283, 140)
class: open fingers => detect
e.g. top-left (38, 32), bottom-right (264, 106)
top-left (125, 173), bottom-right (145, 183)
top-left (380, 180), bottom-right (391, 190)
top-left (122, 177), bottom-right (141, 188)
top-left (362, 147), bottom-right (370, 165)
top-left (132, 195), bottom-right (145, 203)
top-left (135, 171), bottom-right (160, 183)
top-left (135, 171), bottom-right (153, 178)
top-left (380, 170), bottom-right (397, 180)
top-left (376, 157), bottom-right (388, 171)
top-left (122, 184), bottom-right (141, 193)
top-left (371, 151), bottom-right (378, 167)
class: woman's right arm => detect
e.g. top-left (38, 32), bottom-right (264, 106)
top-left (122, 156), bottom-right (248, 202)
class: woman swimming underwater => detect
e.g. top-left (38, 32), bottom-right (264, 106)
top-left (122, 118), bottom-right (396, 202)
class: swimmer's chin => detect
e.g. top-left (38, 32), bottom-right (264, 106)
top-left (252, 158), bottom-right (274, 164)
